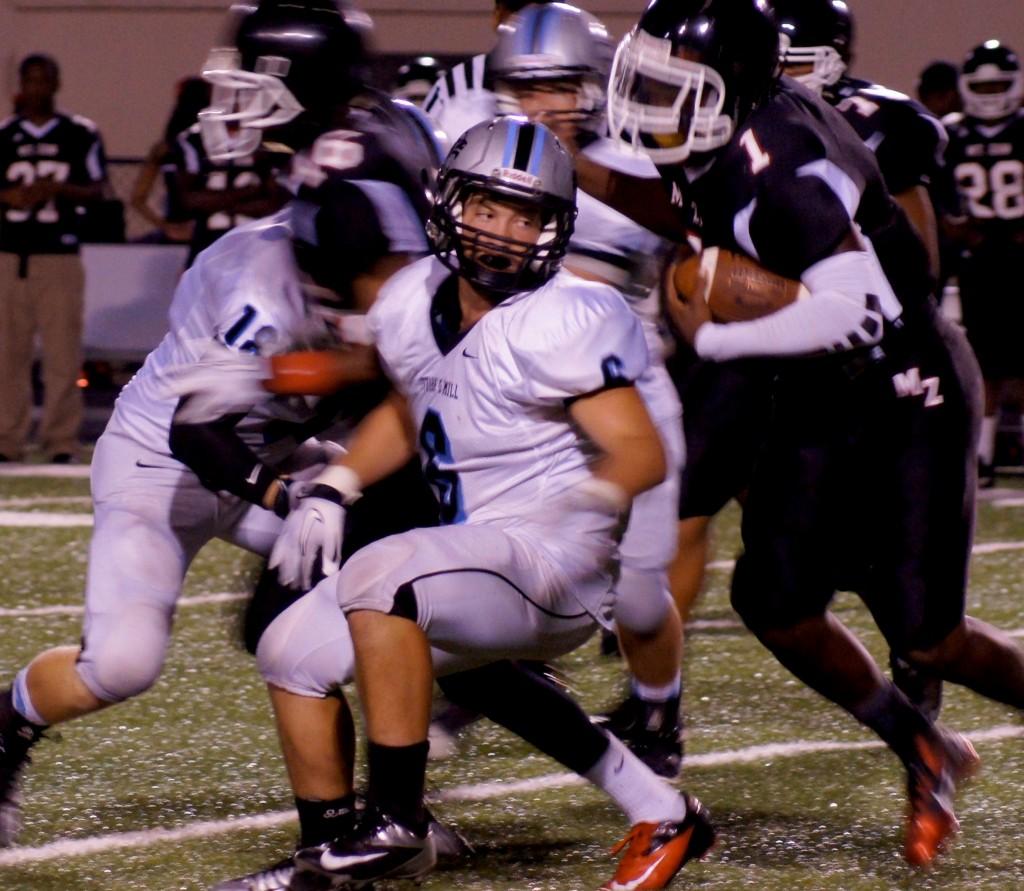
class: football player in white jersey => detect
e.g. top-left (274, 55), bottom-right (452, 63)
top-left (255, 116), bottom-right (714, 891)
top-left (421, 0), bottom-right (558, 148)
top-left (0, 0), bottom-right (439, 862)
top-left (433, 1), bottom-right (688, 778)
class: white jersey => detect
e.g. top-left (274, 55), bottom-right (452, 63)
top-left (368, 256), bottom-right (648, 538)
top-left (107, 212), bottom-right (340, 466)
top-left (423, 54), bottom-right (497, 150)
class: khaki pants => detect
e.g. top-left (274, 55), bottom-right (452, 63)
top-left (0, 252), bottom-right (85, 458)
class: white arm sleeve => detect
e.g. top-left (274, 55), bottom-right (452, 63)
top-left (693, 249), bottom-right (891, 361)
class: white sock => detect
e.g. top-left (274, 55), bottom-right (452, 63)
top-left (12, 668), bottom-right (47, 727)
top-left (584, 733), bottom-right (686, 825)
top-left (979, 415), bottom-right (997, 466)
top-left (631, 674), bottom-right (682, 702)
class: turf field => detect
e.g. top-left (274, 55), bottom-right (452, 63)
top-left (1, 465), bottom-right (1023, 891)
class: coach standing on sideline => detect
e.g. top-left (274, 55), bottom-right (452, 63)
top-left (0, 54), bottom-right (107, 464)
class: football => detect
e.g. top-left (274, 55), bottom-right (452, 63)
top-left (672, 247), bottom-right (808, 322)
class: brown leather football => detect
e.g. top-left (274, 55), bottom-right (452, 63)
top-left (673, 247), bottom-right (808, 322)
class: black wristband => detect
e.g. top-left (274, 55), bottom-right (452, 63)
top-left (307, 483), bottom-right (346, 506)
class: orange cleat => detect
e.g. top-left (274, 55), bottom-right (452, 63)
top-left (904, 727), bottom-right (980, 867)
top-left (601, 793), bottom-right (715, 890)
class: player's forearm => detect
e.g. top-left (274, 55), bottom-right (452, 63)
top-left (694, 250), bottom-right (889, 361)
top-left (894, 186), bottom-right (940, 282)
top-left (322, 390), bottom-right (416, 491)
top-left (574, 156), bottom-right (688, 242)
top-left (168, 406), bottom-right (287, 515)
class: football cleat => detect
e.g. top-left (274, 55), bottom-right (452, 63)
top-left (425, 809), bottom-right (473, 861)
top-left (593, 694), bottom-right (683, 779)
top-left (427, 701), bottom-right (480, 761)
top-left (0, 687), bottom-right (44, 847)
top-left (602, 793), bottom-right (716, 890)
top-left (294, 804), bottom-right (436, 889)
top-left (904, 727), bottom-right (980, 867)
top-left (209, 856), bottom-right (297, 891)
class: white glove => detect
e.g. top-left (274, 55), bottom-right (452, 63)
top-left (268, 466), bottom-right (362, 590)
top-left (165, 341), bottom-right (272, 424)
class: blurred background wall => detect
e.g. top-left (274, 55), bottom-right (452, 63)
top-left (0, 0), bottom-right (1021, 157)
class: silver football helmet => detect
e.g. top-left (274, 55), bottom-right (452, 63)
top-left (427, 116), bottom-right (576, 297)
top-left (490, 3), bottom-right (613, 130)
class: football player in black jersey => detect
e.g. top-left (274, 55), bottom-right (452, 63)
top-left (773, 0), bottom-right (951, 720)
top-left (587, 0), bottom-right (1024, 868)
top-left (943, 41), bottom-right (1024, 489)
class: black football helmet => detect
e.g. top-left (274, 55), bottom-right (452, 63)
top-left (608, 0), bottom-right (782, 166)
top-left (427, 117), bottom-right (576, 298)
top-left (960, 40), bottom-right (1023, 121)
top-left (200, 0), bottom-right (372, 160)
top-left (772, 0), bottom-right (853, 93)
top-left (393, 56), bottom-right (445, 105)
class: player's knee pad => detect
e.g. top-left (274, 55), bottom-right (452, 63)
top-left (256, 586), bottom-right (356, 697)
top-left (613, 566), bottom-right (672, 636)
top-left (76, 603), bottom-right (171, 703)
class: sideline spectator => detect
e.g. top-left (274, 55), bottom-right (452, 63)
top-left (0, 54), bottom-right (107, 463)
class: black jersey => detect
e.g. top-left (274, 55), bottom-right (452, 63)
top-left (672, 78), bottom-right (934, 331)
top-left (171, 123), bottom-right (283, 257)
top-left (0, 112), bottom-right (106, 254)
top-left (827, 77), bottom-right (947, 196)
top-left (943, 110), bottom-right (1024, 245)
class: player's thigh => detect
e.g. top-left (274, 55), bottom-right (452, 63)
top-left (731, 427), bottom-right (848, 631)
top-left (335, 525), bottom-right (597, 662)
top-left (678, 361), bottom-right (773, 520)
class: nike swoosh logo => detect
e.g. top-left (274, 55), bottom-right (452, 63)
top-left (318, 850), bottom-right (388, 871)
top-left (462, 348), bottom-right (477, 359)
top-left (135, 460), bottom-right (181, 470)
top-left (245, 463), bottom-right (261, 485)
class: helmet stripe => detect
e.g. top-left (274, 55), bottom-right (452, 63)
top-left (501, 118), bottom-right (521, 167)
top-left (536, 5), bottom-right (559, 53)
top-left (513, 122), bottom-right (537, 170)
top-left (526, 124), bottom-right (547, 175)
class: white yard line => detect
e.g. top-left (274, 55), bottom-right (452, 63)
top-left (0, 497), bottom-right (92, 509)
top-left (0, 511), bottom-right (93, 528)
top-left (0, 724), bottom-right (1019, 867)
top-left (0, 465), bottom-right (90, 479)
top-left (0, 592), bottom-right (248, 618)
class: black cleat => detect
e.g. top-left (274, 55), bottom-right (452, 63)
top-left (294, 804), bottom-right (436, 889)
top-left (0, 688), bottom-right (44, 847)
top-left (978, 461), bottom-right (996, 489)
top-left (210, 856), bottom-right (297, 891)
top-left (425, 809), bottom-right (472, 861)
top-left (594, 693), bottom-right (683, 779)
top-left (599, 628), bottom-right (622, 658)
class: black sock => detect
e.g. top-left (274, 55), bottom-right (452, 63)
top-left (439, 660), bottom-right (609, 774)
top-left (849, 681), bottom-right (930, 767)
top-left (366, 740), bottom-right (429, 830)
top-left (295, 793), bottom-right (358, 847)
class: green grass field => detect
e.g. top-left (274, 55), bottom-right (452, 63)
top-left (1, 469), bottom-right (1023, 890)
